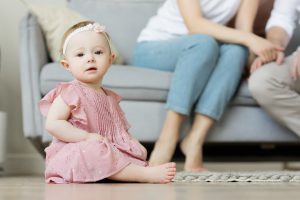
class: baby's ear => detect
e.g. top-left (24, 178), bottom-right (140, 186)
top-left (110, 53), bottom-right (116, 64)
top-left (60, 59), bottom-right (70, 70)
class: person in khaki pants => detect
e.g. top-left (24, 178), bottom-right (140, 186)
top-left (249, 0), bottom-right (300, 136)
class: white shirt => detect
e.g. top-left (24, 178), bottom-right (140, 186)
top-left (137, 0), bottom-right (241, 42)
top-left (266, 0), bottom-right (300, 37)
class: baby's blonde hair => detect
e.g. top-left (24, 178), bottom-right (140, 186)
top-left (60, 20), bottom-right (112, 58)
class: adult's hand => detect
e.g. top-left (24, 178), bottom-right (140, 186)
top-left (247, 34), bottom-right (283, 63)
top-left (291, 48), bottom-right (300, 80)
top-left (250, 51), bottom-right (285, 74)
top-left (250, 57), bottom-right (262, 74)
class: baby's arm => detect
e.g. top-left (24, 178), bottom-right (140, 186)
top-left (45, 95), bottom-right (102, 143)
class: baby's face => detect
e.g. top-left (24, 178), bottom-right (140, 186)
top-left (62, 31), bottom-right (113, 84)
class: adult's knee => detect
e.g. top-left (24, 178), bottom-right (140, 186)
top-left (225, 44), bottom-right (248, 59)
top-left (184, 34), bottom-right (219, 55)
top-left (223, 45), bottom-right (249, 75)
top-left (248, 67), bottom-right (273, 104)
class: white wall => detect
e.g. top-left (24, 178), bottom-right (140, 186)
top-left (0, 0), bottom-right (65, 175)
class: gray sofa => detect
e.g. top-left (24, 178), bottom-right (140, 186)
top-left (20, 0), bottom-right (300, 155)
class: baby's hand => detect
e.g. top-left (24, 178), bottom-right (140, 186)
top-left (85, 133), bottom-right (104, 142)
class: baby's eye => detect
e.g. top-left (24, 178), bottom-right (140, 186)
top-left (95, 50), bottom-right (103, 55)
top-left (76, 53), bottom-right (84, 57)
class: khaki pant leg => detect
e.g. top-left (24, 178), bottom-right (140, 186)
top-left (248, 55), bottom-right (300, 136)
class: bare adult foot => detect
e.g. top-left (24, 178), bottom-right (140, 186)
top-left (180, 134), bottom-right (203, 171)
top-left (149, 138), bottom-right (177, 166)
top-left (188, 167), bottom-right (208, 172)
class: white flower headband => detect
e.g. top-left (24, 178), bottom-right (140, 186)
top-left (62, 23), bottom-right (111, 55)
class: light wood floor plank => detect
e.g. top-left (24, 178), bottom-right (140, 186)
top-left (1, 176), bottom-right (300, 200)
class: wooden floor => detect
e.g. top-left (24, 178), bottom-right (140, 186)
top-left (0, 176), bottom-right (300, 200)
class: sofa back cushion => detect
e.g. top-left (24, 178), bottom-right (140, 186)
top-left (69, 0), bottom-right (163, 64)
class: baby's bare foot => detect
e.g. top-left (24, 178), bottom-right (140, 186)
top-left (180, 135), bottom-right (203, 171)
top-left (149, 139), bottom-right (177, 166)
top-left (145, 162), bottom-right (177, 183)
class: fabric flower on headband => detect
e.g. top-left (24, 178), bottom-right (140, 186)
top-left (62, 23), bottom-right (108, 55)
top-left (92, 23), bottom-right (106, 33)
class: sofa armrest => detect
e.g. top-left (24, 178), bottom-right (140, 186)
top-left (19, 13), bottom-right (48, 138)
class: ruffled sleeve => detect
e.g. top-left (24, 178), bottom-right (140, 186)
top-left (39, 82), bottom-right (78, 116)
top-left (39, 82), bottom-right (87, 128)
top-left (39, 88), bottom-right (59, 118)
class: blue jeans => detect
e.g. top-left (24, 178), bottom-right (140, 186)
top-left (132, 34), bottom-right (248, 120)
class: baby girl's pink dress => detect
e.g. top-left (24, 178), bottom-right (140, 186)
top-left (39, 80), bottom-right (148, 183)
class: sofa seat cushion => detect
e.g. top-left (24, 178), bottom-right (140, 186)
top-left (40, 62), bottom-right (257, 105)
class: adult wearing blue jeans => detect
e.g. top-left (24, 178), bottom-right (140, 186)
top-left (132, 0), bottom-right (282, 171)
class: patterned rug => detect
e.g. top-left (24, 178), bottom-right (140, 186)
top-left (172, 171), bottom-right (300, 183)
